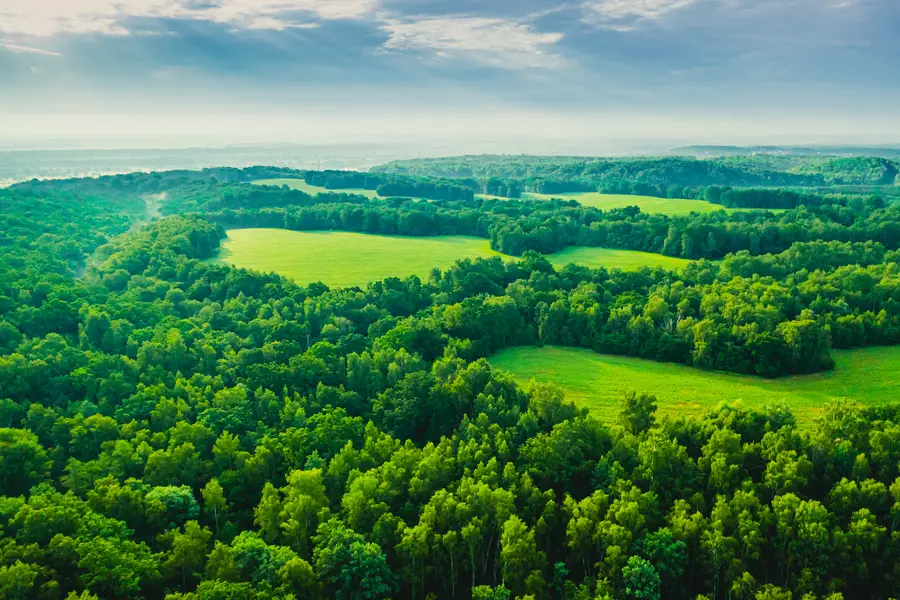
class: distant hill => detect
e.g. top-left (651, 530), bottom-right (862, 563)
top-left (673, 145), bottom-right (900, 158)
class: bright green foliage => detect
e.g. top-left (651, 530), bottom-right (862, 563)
top-left (313, 519), bottom-right (393, 600)
top-left (472, 585), bottom-right (511, 600)
top-left (146, 485), bottom-right (201, 528)
top-left (0, 561), bottom-right (39, 600)
top-left (622, 556), bottom-right (661, 600)
top-left (0, 428), bottom-right (50, 495)
top-left (77, 536), bottom-right (159, 597)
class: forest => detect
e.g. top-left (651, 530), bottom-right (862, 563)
top-left (372, 155), bottom-right (900, 202)
top-left (2, 161), bottom-right (900, 600)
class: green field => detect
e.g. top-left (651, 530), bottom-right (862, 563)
top-left (213, 229), bottom-right (694, 288)
top-left (524, 192), bottom-right (785, 216)
top-left (548, 246), bottom-right (691, 271)
top-left (255, 180), bottom-right (784, 217)
top-left (215, 229), bottom-right (500, 288)
top-left (524, 192), bottom-right (725, 216)
top-left (489, 345), bottom-right (900, 422)
top-left (252, 178), bottom-right (380, 199)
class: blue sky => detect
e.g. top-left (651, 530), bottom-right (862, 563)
top-left (1, 0), bottom-right (898, 145)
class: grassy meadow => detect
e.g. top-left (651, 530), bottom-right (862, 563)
top-left (252, 178), bottom-right (380, 199)
top-left (524, 192), bottom-right (725, 216)
top-left (214, 229), bottom-right (500, 288)
top-left (213, 229), bottom-right (694, 288)
top-left (547, 246), bottom-right (691, 271)
top-left (489, 345), bottom-right (900, 423)
top-left (254, 180), bottom-right (785, 217)
top-left (523, 192), bottom-right (787, 216)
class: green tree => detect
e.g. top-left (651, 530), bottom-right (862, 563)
top-left (201, 478), bottom-right (228, 535)
top-left (622, 556), bottom-right (661, 600)
top-left (161, 520), bottom-right (213, 590)
top-left (0, 428), bottom-right (51, 495)
top-left (313, 519), bottom-right (393, 600)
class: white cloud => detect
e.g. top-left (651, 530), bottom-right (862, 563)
top-left (382, 16), bottom-right (565, 69)
top-left (1, 41), bottom-right (61, 56)
top-left (245, 17), bottom-right (320, 31)
top-left (0, 1), bottom-right (565, 71)
top-left (0, 0), bottom-right (379, 36)
top-left (583, 0), bottom-right (696, 30)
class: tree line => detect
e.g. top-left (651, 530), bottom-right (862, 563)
top-left (198, 189), bottom-right (898, 262)
top-left (372, 154), bottom-right (900, 189)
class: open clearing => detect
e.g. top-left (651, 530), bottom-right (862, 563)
top-left (215, 229), bottom-right (500, 288)
top-left (213, 229), bottom-right (694, 288)
top-left (523, 192), bottom-right (786, 216)
top-left (254, 181), bottom-right (787, 217)
top-left (548, 246), bottom-right (690, 271)
top-left (489, 345), bottom-right (900, 423)
top-left (524, 192), bottom-right (724, 216)
top-left (252, 178), bottom-right (380, 199)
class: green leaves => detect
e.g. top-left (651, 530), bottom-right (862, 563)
top-left (0, 428), bottom-right (50, 496)
top-left (313, 519), bottom-right (393, 600)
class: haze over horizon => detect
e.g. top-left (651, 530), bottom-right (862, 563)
top-left (1, 0), bottom-right (898, 149)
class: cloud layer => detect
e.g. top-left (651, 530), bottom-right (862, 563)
top-left (382, 16), bottom-right (565, 68)
top-left (583, 0), bottom-right (696, 30)
top-left (0, 0), bottom-right (380, 36)
top-left (0, 0), bottom-right (898, 140)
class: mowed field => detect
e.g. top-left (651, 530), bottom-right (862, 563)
top-left (252, 178), bottom-right (380, 199)
top-left (213, 229), bottom-right (694, 288)
top-left (489, 345), bottom-right (900, 423)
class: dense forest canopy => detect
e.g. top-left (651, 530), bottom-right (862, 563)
top-left (2, 160), bottom-right (900, 600)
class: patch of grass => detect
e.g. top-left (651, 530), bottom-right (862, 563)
top-left (252, 178), bottom-right (380, 199)
top-left (213, 229), bottom-right (695, 288)
top-left (214, 229), bottom-right (501, 288)
top-left (548, 247), bottom-right (691, 271)
top-left (524, 192), bottom-right (724, 216)
top-left (489, 345), bottom-right (900, 423)
top-left (524, 192), bottom-right (786, 216)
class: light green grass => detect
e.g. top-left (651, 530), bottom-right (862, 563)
top-left (213, 229), bottom-right (694, 288)
top-left (252, 179), bottom-right (380, 199)
top-left (524, 192), bottom-right (786, 216)
top-left (489, 345), bottom-right (900, 423)
top-left (525, 192), bottom-right (724, 216)
top-left (548, 247), bottom-right (691, 271)
top-left (215, 229), bottom-right (501, 288)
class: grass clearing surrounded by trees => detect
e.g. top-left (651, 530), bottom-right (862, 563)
top-left (524, 192), bottom-right (787, 216)
top-left (213, 229), bottom-right (694, 288)
top-left (547, 246), bottom-right (691, 271)
top-left (252, 178), bottom-right (380, 199)
top-left (214, 229), bottom-right (501, 288)
top-left (489, 345), bottom-right (900, 422)
top-left (525, 192), bottom-right (725, 215)
top-left (254, 180), bottom-right (785, 216)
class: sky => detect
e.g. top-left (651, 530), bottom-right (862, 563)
top-left (0, 0), bottom-right (898, 148)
